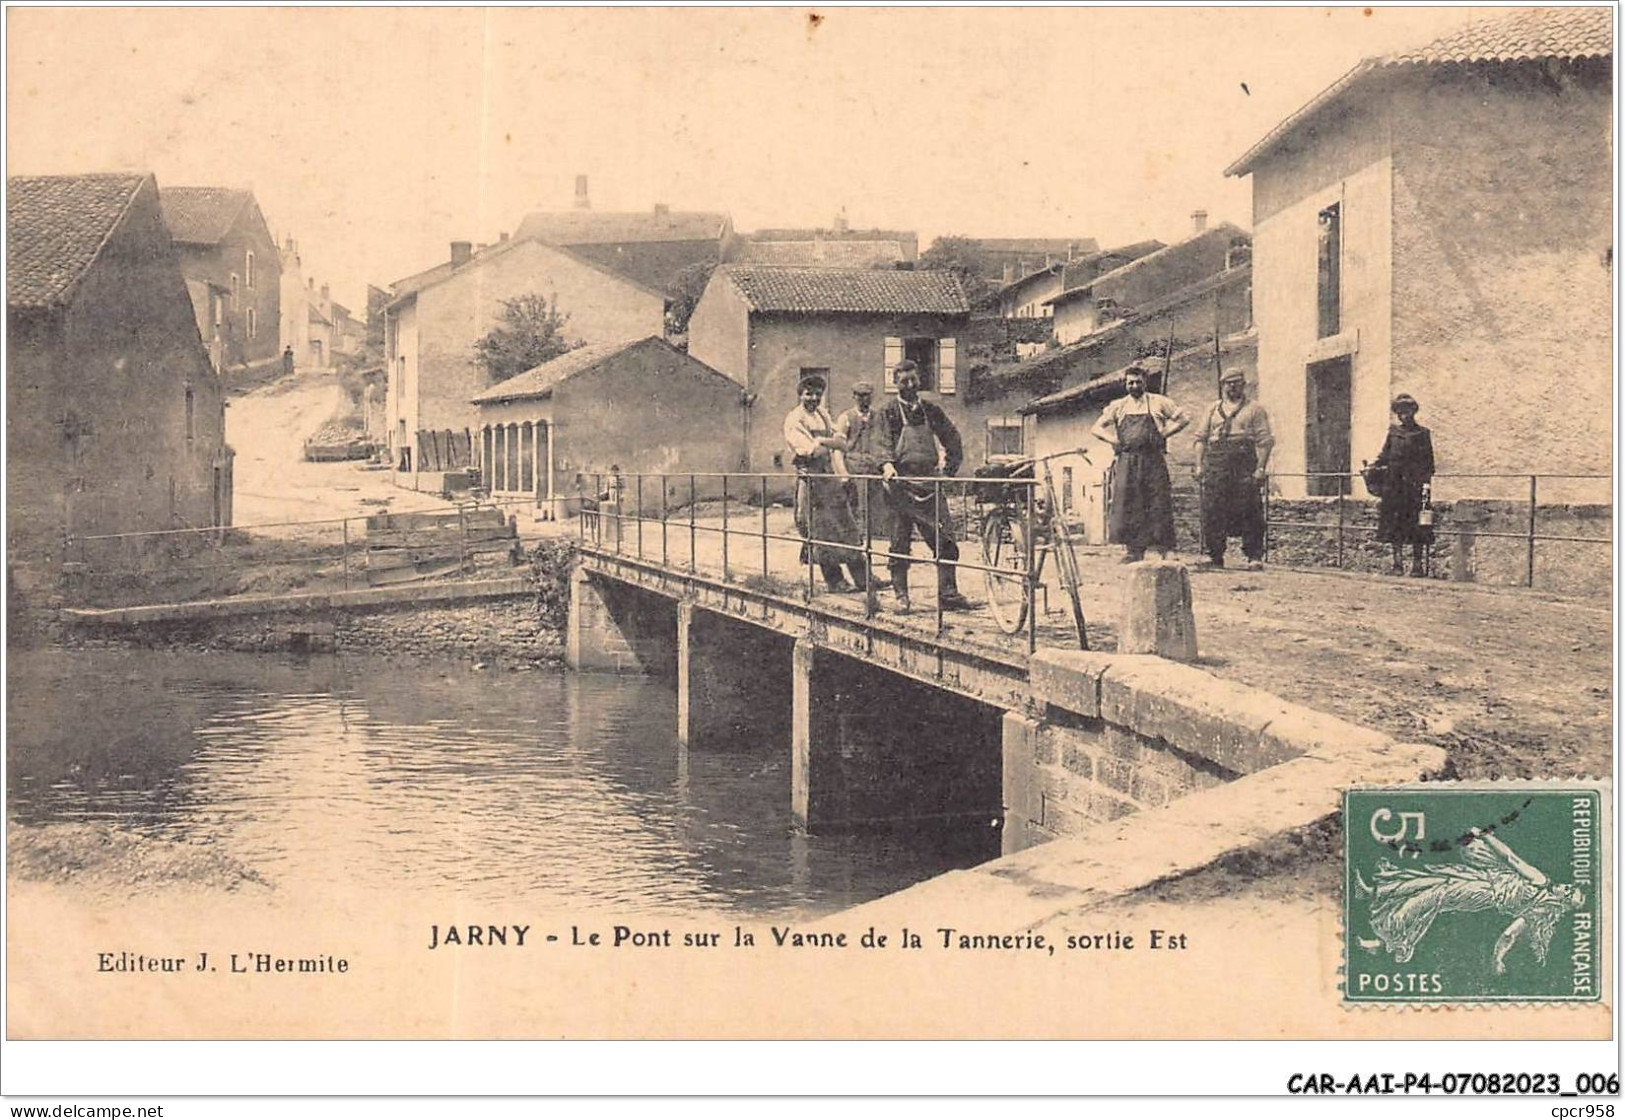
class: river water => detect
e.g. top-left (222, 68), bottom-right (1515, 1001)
top-left (8, 648), bottom-right (996, 917)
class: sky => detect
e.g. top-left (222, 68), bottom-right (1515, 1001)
top-left (8, 5), bottom-right (1502, 310)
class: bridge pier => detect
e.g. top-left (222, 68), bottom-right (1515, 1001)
top-left (678, 602), bottom-right (791, 749)
top-left (565, 568), bottom-right (676, 675)
top-left (793, 639), bottom-right (1003, 840)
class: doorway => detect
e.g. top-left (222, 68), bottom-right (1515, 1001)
top-left (1305, 357), bottom-right (1351, 497)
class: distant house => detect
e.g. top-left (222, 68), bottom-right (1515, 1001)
top-left (1225, 6), bottom-right (1612, 499)
top-left (8, 173), bottom-right (232, 572)
top-left (688, 264), bottom-right (972, 473)
top-left (514, 177), bottom-right (733, 296)
top-left (383, 237), bottom-right (668, 481)
top-left (1047, 222), bottom-right (1244, 346)
top-left (995, 263), bottom-right (1064, 320)
top-left (969, 238), bottom-right (1100, 284)
top-left (160, 186), bottom-right (281, 376)
top-left (732, 218), bottom-right (918, 269)
top-left (277, 236), bottom-right (311, 371)
top-left (470, 336), bottom-right (745, 518)
top-left (965, 220), bottom-right (1253, 518)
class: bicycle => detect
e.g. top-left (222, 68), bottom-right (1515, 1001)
top-left (974, 449), bottom-right (1091, 650)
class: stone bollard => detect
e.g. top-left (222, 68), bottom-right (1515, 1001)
top-left (1119, 560), bottom-right (1198, 661)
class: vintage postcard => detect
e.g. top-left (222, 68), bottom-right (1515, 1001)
top-left (3, 3), bottom-right (1616, 1095)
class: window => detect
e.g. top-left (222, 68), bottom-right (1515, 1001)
top-left (246, 250), bottom-right (255, 289)
top-left (230, 273), bottom-right (239, 312)
top-left (985, 418), bottom-right (1024, 458)
top-left (1060, 466), bottom-right (1074, 513)
top-left (184, 387), bottom-right (195, 447)
top-left (247, 307), bottom-right (257, 340)
top-left (1317, 202), bottom-right (1341, 339)
top-left (883, 336), bottom-right (957, 394)
top-left (798, 366), bottom-right (830, 389)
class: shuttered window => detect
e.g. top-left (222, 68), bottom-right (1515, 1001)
top-left (938, 337), bottom-right (957, 395)
top-left (883, 337), bottom-right (903, 392)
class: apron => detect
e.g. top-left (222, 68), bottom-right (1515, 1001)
top-left (1200, 404), bottom-right (1263, 543)
top-left (1108, 405), bottom-right (1175, 551)
top-left (792, 413), bottom-right (863, 567)
top-left (886, 407), bottom-right (955, 554)
top-left (841, 409), bottom-right (892, 536)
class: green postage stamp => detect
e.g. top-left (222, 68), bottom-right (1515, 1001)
top-left (1343, 786), bottom-right (1604, 1004)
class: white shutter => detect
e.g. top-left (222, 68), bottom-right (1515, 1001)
top-left (938, 337), bottom-right (957, 395)
top-left (883, 337), bottom-right (903, 392)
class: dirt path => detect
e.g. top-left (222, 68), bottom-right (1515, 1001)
top-left (226, 371), bottom-right (445, 530)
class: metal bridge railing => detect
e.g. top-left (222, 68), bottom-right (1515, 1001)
top-left (1250, 471), bottom-right (1611, 589)
top-left (576, 469), bottom-right (1056, 646)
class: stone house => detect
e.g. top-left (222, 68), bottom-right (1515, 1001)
top-left (1225, 6), bottom-right (1613, 502)
top-left (969, 238), bottom-right (1099, 284)
top-left (8, 173), bottom-right (232, 572)
top-left (731, 217), bottom-right (918, 269)
top-left (687, 264), bottom-right (973, 475)
top-left (995, 263), bottom-right (1065, 321)
top-left (383, 237), bottom-right (668, 482)
top-left (160, 186), bottom-right (281, 377)
top-left (515, 178), bottom-right (734, 297)
top-left (470, 336), bottom-right (745, 518)
top-left (1048, 222), bottom-right (1245, 346)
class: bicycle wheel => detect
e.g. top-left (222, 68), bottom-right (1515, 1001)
top-left (980, 510), bottom-right (1031, 635)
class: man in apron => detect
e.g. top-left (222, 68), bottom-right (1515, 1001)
top-left (878, 360), bottom-right (971, 613)
top-left (783, 372), bottom-right (868, 591)
top-left (1090, 366), bottom-right (1190, 562)
top-left (1193, 368), bottom-right (1273, 570)
top-left (835, 379), bottom-right (894, 540)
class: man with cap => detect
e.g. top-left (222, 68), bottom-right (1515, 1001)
top-left (784, 371), bottom-right (868, 592)
top-left (877, 359), bottom-right (971, 613)
top-left (1090, 365), bottom-right (1190, 562)
top-left (836, 379), bottom-right (893, 539)
top-left (1193, 368), bottom-right (1273, 570)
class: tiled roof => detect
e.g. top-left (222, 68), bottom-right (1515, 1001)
top-left (470, 338), bottom-right (648, 404)
top-left (515, 209), bottom-right (729, 246)
top-left (8, 173), bottom-right (148, 309)
top-left (1228, 6), bottom-right (1613, 176)
top-left (1385, 5), bottom-right (1611, 65)
top-left (159, 186), bottom-right (252, 244)
top-left (720, 265), bottom-right (969, 315)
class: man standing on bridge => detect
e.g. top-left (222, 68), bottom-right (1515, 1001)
top-left (1193, 367), bottom-right (1273, 570)
top-left (878, 360), bottom-right (971, 614)
top-left (1091, 365), bottom-right (1189, 563)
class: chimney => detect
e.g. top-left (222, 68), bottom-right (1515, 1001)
top-left (284, 235), bottom-right (295, 252)
top-left (1191, 210), bottom-right (1209, 235)
top-left (1002, 262), bottom-right (1016, 283)
top-left (450, 241), bottom-right (473, 267)
top-left (834, 209), bottom-right (849, 234)
top-left (308, 277), bottom-right (315, 289)
top-left (498, 231), bottom-right (510, 242)
top-left (574, 175), bottom-right (590, 210)
top-left (653, 202), bottom-right (670, 220)
top-left (321, 283), bottom-right (330, 301)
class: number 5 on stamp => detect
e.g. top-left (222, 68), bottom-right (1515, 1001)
top-left (1343, 786), bottom-right (1604, 1004)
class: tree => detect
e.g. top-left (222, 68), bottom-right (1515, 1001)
top-left (472, 293), bottom-right (577, 384)
top-left (917, 236), bottom-right (997, 309)
top-left (665, 259), bottom-right (718, 335)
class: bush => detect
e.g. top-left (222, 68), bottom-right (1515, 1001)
top-left (526, 538), bottom-right (577, 628)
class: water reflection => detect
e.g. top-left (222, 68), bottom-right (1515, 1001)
top-left (8, 649), bottom-right (995, 917)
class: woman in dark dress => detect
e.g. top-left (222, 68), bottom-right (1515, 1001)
top-left (1372, 393), bottom-right (1435, 576)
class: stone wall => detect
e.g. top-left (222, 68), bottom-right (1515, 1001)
top-left (1245, 494), bottom-right (1611, 596)
top-left (62, 595), bottom-right (563, 664)
top-left (1012, 713), bottom-right (1236, 845)
top-left (1003, 649), bottom-right (1396, 853)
